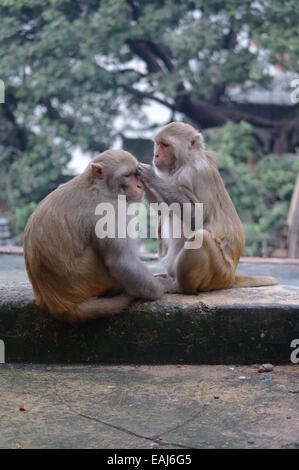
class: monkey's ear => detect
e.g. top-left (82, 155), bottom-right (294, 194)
top-left (91, 163), bottom-right (104, 179)
top-left (189, 132), bottom-right (204, 150)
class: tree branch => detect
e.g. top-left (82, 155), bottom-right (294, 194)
top-left (144, 40), bottom-right (176, 72)
top-left (274, 113), bottom-right (299, 153)
top-left (127, 39), bottom-right (162, 73)
top-left (127, 0), bottom-right (139, 21)
top-left (211, 28), bottom-right (238, 104)
top-left (121, 84), bottom-right (175, 110)
top-left (41, 98), bottom-right (75, 129)
top-left (39, 98), bottom-right (106, 152)
top-left (2, 91), bottom-right (28, 150)
top-left (117, 68), bottom-right (146, 78)
top-left (176, 93), bottom-right (277, 129)
top-left (224, 28), bottom-right (237, 50)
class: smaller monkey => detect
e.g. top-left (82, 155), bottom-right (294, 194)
top-left (24, 149), bottom-right (170, 323)
top-left (138, 122), bottom-right (277, 293)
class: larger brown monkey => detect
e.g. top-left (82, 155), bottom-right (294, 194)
top-left (24, 149), bottom-right (169, 323)
top-left (138, 122), bottom-right (277, 293)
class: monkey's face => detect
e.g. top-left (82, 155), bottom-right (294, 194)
top-left (118, 172), bottom-right (144, 202)
top-left (90, 150), bottom-right (144, 202)
top-left (153, 139), bottom-right (174, 171)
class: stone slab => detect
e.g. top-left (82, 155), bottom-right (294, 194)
top-left (0, 281), bottom-right (298, 364)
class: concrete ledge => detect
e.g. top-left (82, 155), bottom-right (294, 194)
top-left (0, 281), bottom-right (299, 364)
top-left (0, 246), bottom-right (23, 255)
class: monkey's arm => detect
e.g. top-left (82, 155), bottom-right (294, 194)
top-left (138, 164), bottom-right (199, 228)
top-left (138, 163), bottom-right (193, 205)
top-left (101, 238), bottom-right (168, 301)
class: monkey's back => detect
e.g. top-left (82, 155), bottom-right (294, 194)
top-left (23, 181), bottom-right (116, 315)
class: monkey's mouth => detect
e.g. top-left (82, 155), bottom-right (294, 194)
top-left (153, 158), bottom-right (166, 169)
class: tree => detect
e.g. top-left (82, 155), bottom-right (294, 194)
top-left (0, 0), bottom-right (298, 234)
top-left (1, 1), bottom-right (299, 156)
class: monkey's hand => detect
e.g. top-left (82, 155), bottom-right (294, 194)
top-left (139, 162), bottom-right (161, 184)
top-left (138, 163), bottom-right (196, 210)
top-left (154, 273), bottom-right (170, 279)
top-left (138, 163), bottom-right (163, 202)
top-left (137, 162), bottom-right (153, 174)
top-left (156, 275), bottom-right (181, 294)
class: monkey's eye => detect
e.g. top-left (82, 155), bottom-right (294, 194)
top-left (161, 142), bottom-right (169, 148)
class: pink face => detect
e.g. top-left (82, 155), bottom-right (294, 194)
top-left (91, 163), bottom-right (144, 201)
top-left (154, 140), bottom-right (172, 169)
top-left (122, 173), bottom-right (144, 201)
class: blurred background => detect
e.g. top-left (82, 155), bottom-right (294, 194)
top-left (0, 0), bottom-right (299, 257)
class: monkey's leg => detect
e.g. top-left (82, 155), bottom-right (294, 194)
top-left (58, 294), bottom-right (132, 324)
top-left (176, 230), bottom-right (233, 293)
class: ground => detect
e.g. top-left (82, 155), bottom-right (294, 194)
top-left (0, 364), bottom-right (298, 449)
top-left (1, 254), bottom-right (299, 285)
top-left (0, 254), bottom-right (298, 449)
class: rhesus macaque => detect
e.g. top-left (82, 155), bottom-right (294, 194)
top-left (138, 122), bottom-right (277, 293)
top-left (24, 149), bottom-right (170, 323)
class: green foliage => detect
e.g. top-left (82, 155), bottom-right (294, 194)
top-left (0, 140), bottom-right (70, 234)
top-left (11, 201), bottom-right (37, 235)
top-left (0, 0), bottom-right (298, 245)
top-left (206, 123), bottom-right (299, 256)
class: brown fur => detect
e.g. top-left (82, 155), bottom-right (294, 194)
top-left (24, 149), bottom-right (166, 323)
top-left (139, 122), bottom-right (277, 293)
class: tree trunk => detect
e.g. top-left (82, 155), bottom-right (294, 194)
top-left (175, 94), bottom-right (299, 154)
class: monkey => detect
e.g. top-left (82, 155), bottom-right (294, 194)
top-left (24, 149), bottom-right (172, 324)
top-left (138, 121), bottom-right (277, 294)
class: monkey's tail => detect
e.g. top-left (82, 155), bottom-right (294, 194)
top-left (54, 294), bottom-right (132, 324)
top-left (232, 275), bottom-right (277, 288)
